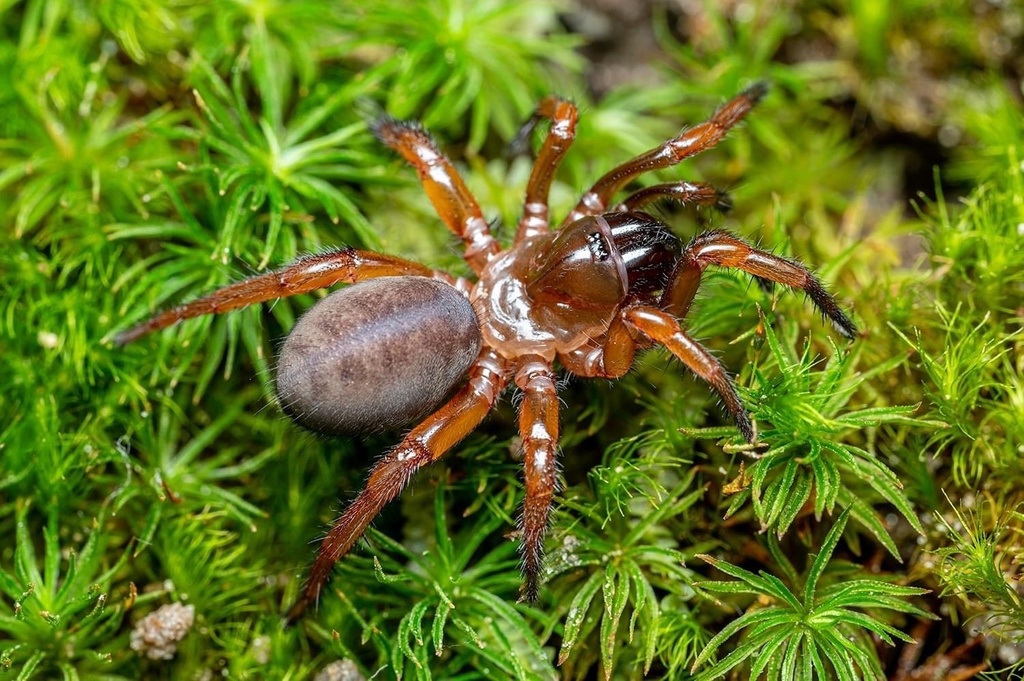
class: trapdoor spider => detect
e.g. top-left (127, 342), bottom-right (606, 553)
top-left (116, 83), bottom-right (857, 621)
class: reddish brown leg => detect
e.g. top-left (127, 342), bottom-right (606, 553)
top-left (512, 96), bottom-right (579, 243)
top-left (559, 315), bottom-right (637, 379)
top-left (563, 83), bottom-right (767, 225)
top-left (114, 248), bottom-right (438, 344)
top-left (285, 350), bottom-right (508, 623)
top-left (615, 181), bottom-right (729, 213)
top-left (659, 230), bottom-right (858, 339)
top-left (514, 357), bottom-right (560, 602)
top-left (373, 119), bottom-right (499, 273)
top-left (623, 306), bottom-right (754, 443)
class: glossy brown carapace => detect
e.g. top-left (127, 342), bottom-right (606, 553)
top-left (115, 82), bottom-right (857, 621)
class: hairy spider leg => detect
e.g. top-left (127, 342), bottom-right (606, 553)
top-left (564, 82), bottom-right (768, 225)
top-left (658, 231), bottom-right (859, 339)
top-left (284, 349), bottom-right (508, 624)
top-left (512, 96), bottom-right (579, 243)
top-left (623, 306), bottom-right (755, 443)
top-left (514, 357), bottom-right (561, 602)
top-left (616, 181), bottom-right (730, 213)
top-left (113, 248), bottom-right (439, 345)
top-left (372, 119), bottom-right (500, 273)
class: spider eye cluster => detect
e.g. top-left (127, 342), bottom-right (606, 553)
top-left (585, 231), bottom-right (612, 261)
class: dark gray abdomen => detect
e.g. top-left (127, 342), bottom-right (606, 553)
top-left (276, 276), bottom-right (481, 435)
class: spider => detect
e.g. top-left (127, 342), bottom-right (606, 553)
top-left (115, 82), bottom-right (857, 621)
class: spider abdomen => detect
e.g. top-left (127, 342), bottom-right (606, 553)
top-left (276, 276), bottom-right (482, 435)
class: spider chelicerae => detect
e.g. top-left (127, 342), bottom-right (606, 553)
top-left (116, 82), bottom-right (857, 620)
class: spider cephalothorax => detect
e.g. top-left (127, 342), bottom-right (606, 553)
top-left (116, 82), bottom-right (857, 620)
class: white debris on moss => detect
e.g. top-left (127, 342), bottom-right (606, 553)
top-left (130, 602), bottom-right (196, 660)
top-left (314, 659), bottom-right (365, 681)
top-left (249, 634), bottom-right (271, 665)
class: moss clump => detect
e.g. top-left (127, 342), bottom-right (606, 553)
top-left (2, 1), bottom-right (1021, 678)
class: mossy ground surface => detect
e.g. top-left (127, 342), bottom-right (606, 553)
top-left (1, 1), bottom-right (1022, 679)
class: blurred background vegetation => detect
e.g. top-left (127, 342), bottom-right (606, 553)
top-left (1, 0), bottom-right (1022, 679)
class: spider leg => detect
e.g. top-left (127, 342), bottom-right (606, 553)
top-left (558, 315), bottom-right (637, 379)
top-left (285, 349), bottom-right (508, 624)
top-left (564, 83), bottom-right (766, 225)
top-left (615, 181), bottom-right (730, 213)
top-left (514, 357), bottom-right (560, 602)
top-left (659, 230), bottom-right (858, 339)
top-left (623, 306), bottom-right (754, 443)
top-left (512, 96), bottom-right (579, 243)
top-left (372, 119), bottom-right (500, 273)
top-left (113, 248), bottom-right (440, 345)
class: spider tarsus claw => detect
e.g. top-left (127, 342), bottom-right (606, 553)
top-left (802, 278), bottom-right (858, 340)
top-left (282, 596), bottom-right (310, 627)
top-left (112, 327), bottom-right (142, 346)
top-left (834, 313), bottom-right (859, 341)
top-left (828, 309), bottom-right (858, 340)
top-left (744, 81), bottom-right (769, 104)
top-left (736, 411), bottom-right (756, 444)
top-left (520, 581), bottom-right (540, 604)
top-left (507, 119), bottom-right (540, 159)
top-left (715, 191), bottom-right (734, 213)
top-left (370, 117), bottom-right (425, 147)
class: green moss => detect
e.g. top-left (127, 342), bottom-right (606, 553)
top-left (2, 0), bottom-right (1021, 679)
